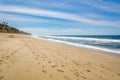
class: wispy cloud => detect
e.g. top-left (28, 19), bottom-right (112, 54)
top-left (80, 13), bottom-right (120, 21)
top-left (29, 0), bottom-right (69, 9)
top-left (0, 13), bottom-right (70, 24)
top-left (0, 5), bottom-right (120, 27)
top-left (80, 0), bottom-right (120, 13)
top-left (0, 13), bottom-right (42, 22)
top-left (0, 0), bottom-right (73, 9)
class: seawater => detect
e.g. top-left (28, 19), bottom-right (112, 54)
top-left (34, 35), bottom-right (120, 55)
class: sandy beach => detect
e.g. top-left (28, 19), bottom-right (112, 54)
top-left (0, 33), bottom-right (120, 80)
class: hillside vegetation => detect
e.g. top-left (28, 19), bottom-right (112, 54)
top-left (0, 22), bottom-right (30, 35)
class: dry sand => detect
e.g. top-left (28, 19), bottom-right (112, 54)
top-left (0, 33), bottom-right (120, 80)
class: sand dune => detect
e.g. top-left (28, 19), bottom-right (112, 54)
top-left (0, 33), bottom-right (120, 80)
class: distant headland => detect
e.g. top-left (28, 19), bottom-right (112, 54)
top-left (0, 22), bottom-right (31, 35)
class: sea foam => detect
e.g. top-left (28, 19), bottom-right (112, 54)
top-left (33, 35), bottom-right (120, 55)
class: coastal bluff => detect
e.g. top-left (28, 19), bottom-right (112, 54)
top-left (0, 22), bottom-right (30, 35)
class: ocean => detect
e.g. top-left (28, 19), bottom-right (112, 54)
top-left (34, 35), bottom-right (120, 55)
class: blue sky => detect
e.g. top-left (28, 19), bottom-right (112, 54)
top-left (0, 0), bottom-right (120, 35)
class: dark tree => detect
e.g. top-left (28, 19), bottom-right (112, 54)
top-left (2, 22), bottom-right (8, 25)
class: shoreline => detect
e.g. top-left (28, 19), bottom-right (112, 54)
top-left (0, 33), bottom-right (120, 80)
top-left (33, 36), bottom-right (120, 56)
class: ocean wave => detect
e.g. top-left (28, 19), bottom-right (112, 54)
top-left (45, 36), bottom-right (120, 43)
top-left (33, 36), bottom-right (120, 54)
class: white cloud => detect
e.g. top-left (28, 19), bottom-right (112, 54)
top-left (80, 0), bottom-right (120, 13)
top-left (0, 13), bottom-right (69, 24)
top-left (0, 5), bottom-right (120, 27)
top-left (0, 13), bottom-right (42, 22)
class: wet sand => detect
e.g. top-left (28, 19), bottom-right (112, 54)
top-left (0, 33), bottom-right (120, 80)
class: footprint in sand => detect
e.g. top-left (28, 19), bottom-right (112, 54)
top-left (32, 51), bottom-right (35, 54)
top-left (42, 70), bottom-right (47, 73)
top-left (117, 73), bottom-right (120, 76)
top-left (42, 59), bottom-right (46, 61)
top-left (0, 70), bottom-right (2, 73)
top-left (11, 53), bottom-right (14, 55)
top-left (51, 65), bottom-right (57, 68)
top-left (42, 66), bottom-right (45, 68)
top-left (1, 55), bottom-right (4, 59)
top-left (37, 55), bottom-right (40, 57)
top-left (48, 61), bottom-right (51, 63)
top-left (7, 65), bottom-right (10, 68)
top-left (35, 58), bottom-right (38, 60)
top-left (49, 75), bottom-right (53, 77)
top-left (38, 62), bottom-right (40, 64)
top-left (65, 63), bottom-right (68, 66)
top-left (0, 76), bottom-right (4, 80)
top-left (73, 72), bottom-right (79, 77)
top-left (5, 62), bottom-right (7, 64)
top-left (0, 60), bottom-right (3, 62)
top-left (86, 69), bottom-right (91, 72)
top-left (25, 70), bottom-right (30, 72)
top-left (64, 57), bottom-right (68, 60)
top-left (5, 56), bottom-right (10, 60)
top-left (64, 76), bottom-right (70, 80)
top-left (69, 68), bottom-right (78, 72)
top-left (72, 60), bottom-right (79, 66)
top-left (57, 69), bottom-right (64, 72)
top-left (0, 60), bottom-right (3, 64)
top-left (61, 65), bottom-right (65, 68)
top-left (81, 76), bottom-right (87, 79)
top-left (100, 64), bottom-right (104, 68)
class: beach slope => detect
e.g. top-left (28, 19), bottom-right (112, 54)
top-left (0, 33), bottom-right (120, 80)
